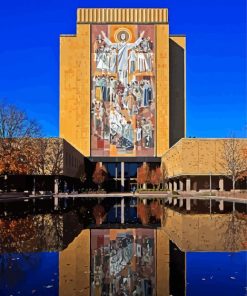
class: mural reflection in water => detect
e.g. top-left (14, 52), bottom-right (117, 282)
top-left (90, 229), bottom-right (156, 296)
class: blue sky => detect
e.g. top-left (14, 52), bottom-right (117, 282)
top-left (0, 0), bottom-right (246, 137)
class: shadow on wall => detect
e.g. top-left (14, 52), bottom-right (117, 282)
top-left (169, 39), bottom-right (185, 148)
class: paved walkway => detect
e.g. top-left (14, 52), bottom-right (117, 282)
top-left (0, 191), bottom-right (246, 205)
top-left (56, 192), bottom-right (247, 204)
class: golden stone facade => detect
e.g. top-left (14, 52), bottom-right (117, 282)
top-left (162, 138), bottom-right (247, 178)
top-left (60, 25), bottom-right (91, 156)
top-left (156, 24), bottom-right (169, 156)
top-left (60, 8), bottom-right (186, 157)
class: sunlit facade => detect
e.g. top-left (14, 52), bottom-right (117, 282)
top-left (59, 8), bottom-right (186, 189)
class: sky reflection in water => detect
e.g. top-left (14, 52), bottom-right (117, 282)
top-left (0, 244), bottom-right (246, 295)
top-left (187, 251), bottom-right (247, 296)
top-left (0, 252), bottom-right (58, 296)
top-left (0, 210), bottom-right (246, 296)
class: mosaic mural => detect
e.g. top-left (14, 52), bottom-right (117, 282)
top-left (91, 25), bottom-right (156, 156)
top-left (90, 229), bottom-right (156, 295)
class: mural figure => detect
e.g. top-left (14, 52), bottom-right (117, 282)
top-left (101, 30), bottom-right (145, 86)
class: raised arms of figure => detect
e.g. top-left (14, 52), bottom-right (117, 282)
top-left (101, 30), bottom-right (145, 48)
top-left (130, 31), bottom-right (145, 49)
top-left (101, 31), bottom-right (114, 47)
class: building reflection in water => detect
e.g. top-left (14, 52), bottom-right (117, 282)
top-left (162, 208), bottom-right (247, 252)
top-left (59, 228), bottom-right (170, 296)
top-left (0, 209), bottom-right (246, 295)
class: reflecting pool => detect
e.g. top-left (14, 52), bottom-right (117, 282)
top-left (0, 209), bottom-right (246, 296)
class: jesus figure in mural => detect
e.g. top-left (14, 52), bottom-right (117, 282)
top-left (101, 30), bottom-right (145, 86)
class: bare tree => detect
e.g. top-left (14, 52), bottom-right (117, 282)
top-left (0, 101), bottom-right (65, 178)
top-left (36, 138), bottom-right (63, 175)
top-left (221, 137), bottom-right (247, 191)
top-left (0, 100), bottom-right (42, 175)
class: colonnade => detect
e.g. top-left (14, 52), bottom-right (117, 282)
top-left (167, 177), bottom-right (225, 192)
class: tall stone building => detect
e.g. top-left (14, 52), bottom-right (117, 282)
top-left (60, 8), bottom-right (186, 190)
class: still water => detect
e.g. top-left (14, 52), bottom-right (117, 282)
top-left (0, 209), bottom-right (246, 296)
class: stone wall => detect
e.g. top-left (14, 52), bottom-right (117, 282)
top-left (63, 139), bottom-right (85, 178)
top-left (162, 138), bottom-right (247, 178)
top-left (60, 24), bottom-right (91, 156)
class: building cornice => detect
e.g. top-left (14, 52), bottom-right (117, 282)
top-left (77, 8), bottom-right (168, 24)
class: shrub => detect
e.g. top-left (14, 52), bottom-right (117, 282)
top-left (92, 163), bottom-right (108, 189)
